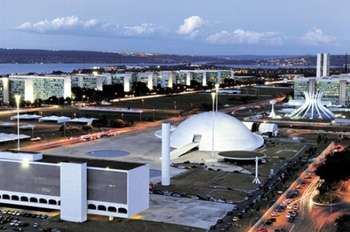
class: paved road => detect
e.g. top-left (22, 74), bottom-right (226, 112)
top-left (248, 143), bottom-right (343, 232)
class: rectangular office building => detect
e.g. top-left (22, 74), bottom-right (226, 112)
top-left (0, 152), bottom-right (149, 222)
top-left (5, 75), bottom-right (71, 103)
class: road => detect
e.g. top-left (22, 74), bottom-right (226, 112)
top-left (22, 95), bottom-right (282, 152)
top-left (248, 142), bottom-right (344, 232)
top-left (22, 115), bottom-right (184, 152)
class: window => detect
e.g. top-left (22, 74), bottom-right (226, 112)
top-left (88, 204), bottom-right (96, 210)
top-left (39, 198), bottom-right (47, 204)
top-left (97, 205), bottom-right (106, 211)
top-left (30, 197), bottom-right (38, 203)
top-left (2, 194), bottom-right (10, 200)
top-left (20, 196), bottom-right (28, 202)
top-left (11, 195), bottom-right (19, 201)
top-left (118, 208), bottom-right (127, 214)
top-left (48, 199), bottom-right (57, 205)
top-left (108, 206), bottom-right (117, 212)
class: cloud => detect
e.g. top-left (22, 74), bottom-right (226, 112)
top-left (206, 29), bottom-right (283, 45)
top-left (177, 16), bottom-right (204, 35)
top-left (301, 28), bottom-right (336, 45)
top-left (16, 16), bottom-right (156, 38)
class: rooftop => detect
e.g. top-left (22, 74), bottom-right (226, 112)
top-left (40, 155), bottom-right (145, 171)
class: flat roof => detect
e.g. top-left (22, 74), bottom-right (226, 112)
top-left (40, 155), bottom-right (145, 171)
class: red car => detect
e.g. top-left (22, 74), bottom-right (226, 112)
top-left (258, 227), bottom-right (268, 232)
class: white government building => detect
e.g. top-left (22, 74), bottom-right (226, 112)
top-left (0, 75), bottom-right (71, 104)
top-left (0, 69), bottom-right (234, 104)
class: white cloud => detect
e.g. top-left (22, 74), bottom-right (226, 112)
top-left (177, 16), bottom-right (204, 35)
top-left (301, 28), bottom-right (336, 45)
top-left (124, 24), bottom-right (155, 36)
top-left (206, 29), bottom-right (283, 45)
top-left (17, 16), bottom-right (156, 38)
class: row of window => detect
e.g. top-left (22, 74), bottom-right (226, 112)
top-left (0, 194), bottom-right (127, 215)
top-left (0, 194), bottom-right (59, 206)
top-left (88, 204), bottom-right (127, 214)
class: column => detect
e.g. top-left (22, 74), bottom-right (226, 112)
top-left (202, 72), bottom-right (207, 87)
top-left (168, 72), bottom-right (174, 89)
top-left (186, 72), bottom-right (191, 86)
top-left (124, 74), bottom-right (131, 92)
top-left (60, 162), bottom-right (87, 222)
top-left (161, 123), bottom-right (170, 186)
top-left (147, 73), bottom-right (153, 90)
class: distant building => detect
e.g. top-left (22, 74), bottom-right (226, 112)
top-left (0, 152), bottom-right (149, 222)
top-left (294, 75), bottom-right (350, 106)
top-left (1, 75), bottom-right (71, 104)
top-left (71, 74), bottom-right (106, 91)
top-left (316, 53), bottom-right (330, 78)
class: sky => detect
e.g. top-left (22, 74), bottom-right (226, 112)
top-left (0, 0), bottom-right (349, 55)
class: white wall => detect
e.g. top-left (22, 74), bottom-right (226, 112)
top-left (127, 164), bottom-right (149, 217)
top-left (60, 162), bottom-right (87, 222)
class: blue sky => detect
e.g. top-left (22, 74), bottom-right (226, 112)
top-left (0, 0), bottom-right (348, 55)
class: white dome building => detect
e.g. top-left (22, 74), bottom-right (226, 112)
top-left (170, 112), bottom-right (264, 152)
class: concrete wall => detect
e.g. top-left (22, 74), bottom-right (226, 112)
top-left (127, 165), bottom-right (149, 217)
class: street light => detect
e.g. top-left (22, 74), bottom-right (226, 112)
top-left (215, 83), bottom-right (219, 112)
top-left (14, 94), bottom-right (21, 151)
top-left (211, 92), bottom-right (216, 158)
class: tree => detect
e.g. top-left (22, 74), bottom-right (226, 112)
top-left (133, 82), bottom-right (149, 96)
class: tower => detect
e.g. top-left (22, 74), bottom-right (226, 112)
top-left (252, 156), bottom-right (261, 185)
top-left (316, 53), bottom-right (330, 78)
top-left (268, 99), bottom-right (277, 118)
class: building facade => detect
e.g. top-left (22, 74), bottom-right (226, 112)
top-left (294, 75), bottom-right (350, 106)
top-left (0, 152), bottom-right (149, 222)
top-left (316, 53), bottom-right (330, 78)
top-left (5, 75), bottom-right (71, 103)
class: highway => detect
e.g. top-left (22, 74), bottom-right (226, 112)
top-left (248, 143), bottom-right (344, 232)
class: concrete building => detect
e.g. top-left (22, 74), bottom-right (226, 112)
top-left (178, 70), bottom-right (233, 87)
top-left (0, 151), bottom-right (149, 222)
top-left (316, 53), bottom-right (330, 78)
top-left (294, 75), bottom-right (350, 106)
top-left (71, 74), bottom-right (105, 91)
top-left (170, 112), bottom-right (264, 152)
top-left (5, 75), bottom-right (71, 103)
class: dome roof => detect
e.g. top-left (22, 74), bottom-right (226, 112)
top-left (170, 112), bottom-right (264, 152)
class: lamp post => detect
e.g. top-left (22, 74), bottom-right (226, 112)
top-left (211, 92), bottom-right (216, 158)
top-left (15, 95), bottom-right (21, 151)
top-left (215, 83), bottom-right (219, 112)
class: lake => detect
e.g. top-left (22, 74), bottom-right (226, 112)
top-left (0, 63), bottom-right (117, 75)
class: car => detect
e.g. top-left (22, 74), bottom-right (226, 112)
top-left (286, 190), bottom-right (299, 199)
top-left (270, 212), bottom-right (279, 217)
top-left (264, 218), bottom-right (276, 226)
top-left (274, 229), bottom-right (287, 232)
top-left (288, 216), bottom-right (295, 223)
top-left (257, 228), bottom-right (268, 232)
top-left (274, 204), bottom-right (286, 212)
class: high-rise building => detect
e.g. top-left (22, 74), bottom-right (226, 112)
top-left (316, 53), bottom-right (330, 77)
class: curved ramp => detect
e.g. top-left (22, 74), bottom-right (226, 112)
top-left (170, 142), bottom-right (199, 160)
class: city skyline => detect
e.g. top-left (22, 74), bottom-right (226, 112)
top-left (1, 0), bottom-right (349, 55)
